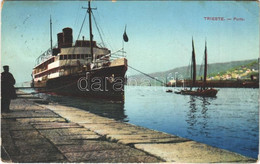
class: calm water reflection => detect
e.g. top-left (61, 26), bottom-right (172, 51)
top-left (186, 97), bottom-right (212, 137)
top-left (32, 86), bottom-right (258, 159)
top-left (124, 86), bottom-right (258, 159)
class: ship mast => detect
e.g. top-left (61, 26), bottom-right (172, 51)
top-left (88, 1), bottom-right (94, 62)
top-left (50, 15), bottom-right (53, 55)
top-left (191, 38), bottom-right (196, 89)
top-left (204, 41), bottom-right (207, 89)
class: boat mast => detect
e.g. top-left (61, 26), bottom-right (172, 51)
top-left (50, 15), bottom-right (53, 55)
top-left (204, 41), bottom-right (207, 89)
top-left (191, 38), bottom-right (196, 89)
top-left (88, 1), bottom-right (94, 62)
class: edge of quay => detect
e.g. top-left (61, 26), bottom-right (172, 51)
top-left (1, 91), bottom-right (257, 163)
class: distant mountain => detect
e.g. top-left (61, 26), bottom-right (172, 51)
top-left (128, 59), bottom-right (258, 86)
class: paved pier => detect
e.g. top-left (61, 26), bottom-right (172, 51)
top-left (1, 92), bottom-right (257, 163)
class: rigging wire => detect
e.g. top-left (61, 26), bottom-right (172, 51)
top-left (74, 3), bottom-right (81, 27)
top-left (92, 11), bottom-right (106, 47)
top-left (76, 9), bottom-right (88, 41)
top-left (95, 9), bottom-right (115, 52)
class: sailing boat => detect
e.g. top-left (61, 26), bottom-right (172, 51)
top-left (180, 39), bottom-right (218, 97)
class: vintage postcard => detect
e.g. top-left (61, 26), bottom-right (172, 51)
top-left (1, 0), bottom-right (259, 163)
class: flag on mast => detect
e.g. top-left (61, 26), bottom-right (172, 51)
top-left (123, 25), bottom-right (129, 42)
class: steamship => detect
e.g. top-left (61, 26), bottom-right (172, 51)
top-left (32, 2), bottom-right (128, 100)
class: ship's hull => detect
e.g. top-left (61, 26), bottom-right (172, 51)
top-left (33, 65), bottom-right (127, 100)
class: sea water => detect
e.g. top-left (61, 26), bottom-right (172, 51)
top-left (33, 86), bottom-right (259, 159)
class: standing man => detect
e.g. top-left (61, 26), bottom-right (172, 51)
top-left (1, 65), bottom-right (16, 113)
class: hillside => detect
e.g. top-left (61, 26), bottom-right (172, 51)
top-left (128, 59), bottom-right (258, 86)
top-left (209, 60), bottom-right (259, 80)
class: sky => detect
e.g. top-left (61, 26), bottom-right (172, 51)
top-left (1, 1), bottom-right (259, 83)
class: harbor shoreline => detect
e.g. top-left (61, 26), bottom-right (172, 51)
top-left (170, 80), bottom-right (259, 88)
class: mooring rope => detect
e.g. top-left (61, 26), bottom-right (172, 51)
top-left (128, 65), bottom-right (167, 86)
top-left (22, 64), bottom-right (169, 95)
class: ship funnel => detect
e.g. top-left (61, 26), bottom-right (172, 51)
top-left (63, 27), bottom-right (73, 48)
top-left (57, 32), bottom-right (63, 49)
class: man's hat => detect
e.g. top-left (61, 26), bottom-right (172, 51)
top-left (3, 65), bottom-right (9, 69)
